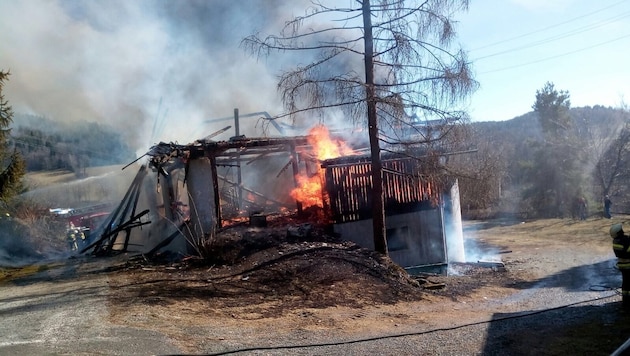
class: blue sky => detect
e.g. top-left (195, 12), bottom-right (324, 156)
top-left (456, 0), bottom-right (630, 121)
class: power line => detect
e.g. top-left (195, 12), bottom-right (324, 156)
top-left (479, 33), bottom-right (630, 74)
top-left (469, 0), bottom-right (629, 52)
top-left (473, 10), bottom-right (630, 61)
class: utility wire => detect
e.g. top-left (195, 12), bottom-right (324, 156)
top-left (473, 10), bottom-right (630, 61)
top-left (469, 0), bottom-right (629, 52)
top-left (465, 1), bottom-right (630, 75)
top-left (480, 33), bottom-right (630, 74)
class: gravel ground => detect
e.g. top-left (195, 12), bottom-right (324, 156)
top-left (1, 217), bottom-right (630, 355)
top-left (191, 286), bottom-right (624, 356)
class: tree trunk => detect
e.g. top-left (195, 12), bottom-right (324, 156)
top-left (362, 0), bottom-right (388, 256)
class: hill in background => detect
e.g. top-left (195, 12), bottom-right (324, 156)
top-left (11, 114), bottom-right (136, 174)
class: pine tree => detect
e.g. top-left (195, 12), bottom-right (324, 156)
top-left (524, 82), bottom-right (582, 217)
top-left (0, 70), bottom-right (25, 204)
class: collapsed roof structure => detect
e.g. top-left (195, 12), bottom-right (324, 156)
top-left (80, 113), bottom-right (465, 271)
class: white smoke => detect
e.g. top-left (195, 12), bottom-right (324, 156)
top-left (462, 224), bottom-right (502, 263)
top-left (0, 0), bottom-right (317, 152)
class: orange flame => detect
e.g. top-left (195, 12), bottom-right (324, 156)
top-left (291, 125), bottom-right (355, 208)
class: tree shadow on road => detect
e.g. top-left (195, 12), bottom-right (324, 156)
top-left (508, 259), bottom-right (620, 292)
top-left (483, 301), bottom-right (630, 356)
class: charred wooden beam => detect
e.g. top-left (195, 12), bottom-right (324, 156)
top-left (105, 168), bottom-right (145, 254)
top-left (88, 165), bottom-right (148, 253)
top-left (217, 175), bottom-right (287, 208)
top-left (196, 125), bottom-right (232, 143)
top-left (122, 153), bottom-right (147, 170)
top-left (246, 151), bottom-right (273, 165)
top-left (215, 147), bottom-right (294, 159)
top-left (289, 143), bottom-right (303, 214)
top-left (244, 148), bottom-right (291, 165)
top-left (191, 136), bottom-right (309, 156)
top-left (215, 162), bottom-right (241, 167)
top-left (80, 209), bottom-right (151, 254)
top-left (122, 170), bottom-right (144, 252)
top-left (209, 155), bottom-right (222, 227)
top-left (145, 222), bottom-right (187, 258)
top-left (234, 109), bottom-right (243, 212)
top-left (276, 159), bottom-right (293, 178)
top-left (147, 137), bottom-right (310, 170)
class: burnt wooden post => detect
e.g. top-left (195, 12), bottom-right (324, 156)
top-left (209, 154), bottom-right (222, 227)
top-left (234, 108), bottom-right (243, 211)
top-left (186, 156), bottom-right (217, 250)
top-left (289, 143), bottom-right (303, 214)
top-left (158, 168), bottom-right (175, 221)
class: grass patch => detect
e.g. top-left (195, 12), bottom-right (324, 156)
top-left (0, 264), bottom-right (51, 284)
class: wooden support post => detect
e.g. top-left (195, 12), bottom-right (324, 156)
top-left (159, 168), bottom-right (175, 221)
top-left (186, 157), bottom-right (218, 249)
top-left (289, 144), bottom-right (303, 214)
top-left (209, 155), bottom-right (222, 228)
top-left (234, 108), bottom-right (243, 211)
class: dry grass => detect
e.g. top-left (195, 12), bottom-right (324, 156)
top-left (23, 165), bottom-right (127, 188)
top-left (0, 264), bottom-right (51, 284)
top-left (466, 215), bottom-right (620, 242)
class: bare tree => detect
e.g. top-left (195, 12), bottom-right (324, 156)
top-left (243, 0), bottom-right (476, 254)
top-left (445, 124), bottom-right (507, 217)
top-left (592, 103), bottom-right (630, 200)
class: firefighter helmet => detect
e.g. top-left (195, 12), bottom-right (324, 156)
top-left (610, 223), bottom-right (624, 238)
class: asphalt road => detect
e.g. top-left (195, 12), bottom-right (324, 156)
top-left (0, 258), bottom-right (181, 355)
top-left (1, 220), bottom-right (629, 356)
top-left (0, 255), bottom-right (625, 356)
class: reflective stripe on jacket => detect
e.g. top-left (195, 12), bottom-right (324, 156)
top-left (613, 236), bottom-right (630, 260)
top-left (618, 258), bottom-right (630, 270)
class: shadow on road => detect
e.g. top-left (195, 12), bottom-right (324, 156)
top-left (483, 302), bottom-right (630, 355)
top-left (508, 260), bottom-right (621, 292)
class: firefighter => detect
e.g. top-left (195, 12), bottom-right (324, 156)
top-left (66, 228), bottom-right (77, 251)
top-left (76, 228), bottom-right (86, 249)
top-left (611, 223), bottom-right (630, 307)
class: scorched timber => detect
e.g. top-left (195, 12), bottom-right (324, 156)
top-left (217, 175), bottom-right (287, 208)
top-left (215, 148), bottom-right (292, 160)
top-left (146, 137), bottom-right (309, 164)
top-left (193, 137), bottom-right (310, 158)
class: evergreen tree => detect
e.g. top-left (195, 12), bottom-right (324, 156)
top-left (0, 71), bottom-right (25, 204)
top-left (523, 82), bottom-right (583, 218)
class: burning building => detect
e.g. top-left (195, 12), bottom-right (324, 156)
top-left (80, 119), bottom-right (464, 272)
top-left (321, 153), bottom-right (464, 272)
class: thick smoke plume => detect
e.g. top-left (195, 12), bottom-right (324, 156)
top-left (0, 0), bottom-right (318, 152)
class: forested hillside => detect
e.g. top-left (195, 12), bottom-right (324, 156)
top-left (11, 114), bottom-right (135, 174)
top-left (457, 104), bottom-right (630, 219)
top-left (8, 105), bottom-right (630, 220)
